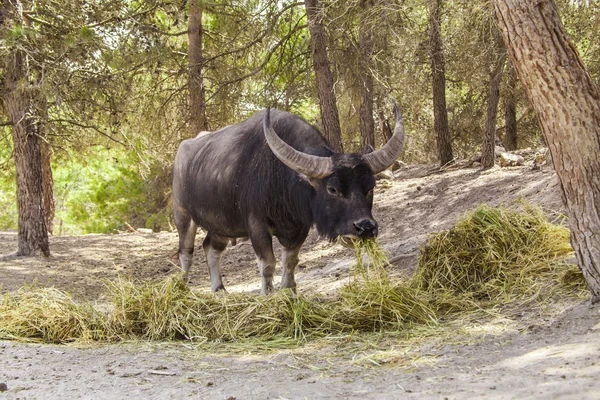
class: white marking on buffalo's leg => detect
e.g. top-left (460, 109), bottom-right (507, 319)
top-left (202, 234), bottom-right (227, 292)
top-left (179, 250), bottom-right (193, 278)
top-left (281, 245), bottom-right (301, 292)
top-left (206, 247), bottom-right (225, 292)
top-left (257, 254), bottom-right (276, 295)
top-left (178, 220), bottom-right (197, 280)
top-left (248, 216), bottom-right (276, 295)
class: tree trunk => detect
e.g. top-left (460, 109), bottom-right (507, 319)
top-left (481, 53), bottom-right (506, 170)
top-left (41, 139), bottom-right (55, 235)
top-left (188, 0), bottom-right (208, 135)
top-left (34, 93), bottom-right (55, 235)
top-left (305, 0), bottom-right (343, 152)
top-left (358, 1), bottom-right (375, 151)
top-left (493, 0), bottom-right (600, 301)
top-left (3, 49), bottom-right (50, 257)
top-left (429, 0), bottom-right (453, 166)
top-left (503, 60), bottom-right (518, 151)
top-left (379, 110), bottom-right (393, 143)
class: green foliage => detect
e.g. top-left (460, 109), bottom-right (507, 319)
top-left (558, 0), bottom-right (600, 82)
top-left (52, 147), bottom-right (170, 235)
top-left (0, 132), bottom-right (17, 230)
top-left (2, 0), bottom-right (599, 236)
top-left (0, 181), bottom-right (17, 230)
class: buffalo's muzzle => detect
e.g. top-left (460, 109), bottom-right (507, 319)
top-left (353, 219), bottom-right (378, 238)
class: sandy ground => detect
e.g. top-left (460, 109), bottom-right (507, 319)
top-left (2, 162), bottom-right (600, 399)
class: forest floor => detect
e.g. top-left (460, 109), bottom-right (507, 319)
top-left (1, 160), bottom-right (600, 399)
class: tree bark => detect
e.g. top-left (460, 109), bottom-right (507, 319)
top-left (481, 52), bottom-right (506, 170)
top-left (503, 60), bottom-right (518, 151)
top-left (429, 0), bottom-right (453, 166)
top-left (379, 110), bottom-right (393, 143)
top-left (33, 93), bottom-right (55, 235)
top-left (493, 0), bottom-right (600, 301)
top-left (3, 48), bottom-right (50, 256)
top-left (41, 138), bottom-right (55, 235)
top-left (305, 0), bottom-right (343, 152)
top-left (188, 0), bottom-right (208, 135)
top-left (358, 0), bottom-right (375, 151)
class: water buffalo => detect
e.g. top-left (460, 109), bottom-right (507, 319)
top-left (172, 102), bottom-right (404, 294)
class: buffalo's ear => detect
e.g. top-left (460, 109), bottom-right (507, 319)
top-left (362, 145), bottom-right (375, 154)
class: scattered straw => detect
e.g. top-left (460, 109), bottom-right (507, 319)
top-left (0, 203), bottom-right (588, 344)
top-left (340, 238), bottom-right (436, 330)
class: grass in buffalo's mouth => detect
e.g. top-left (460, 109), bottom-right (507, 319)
top-left (0, 203), bottom-right (587, 344)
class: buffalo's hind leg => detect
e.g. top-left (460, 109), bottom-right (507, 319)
top-left (175, 210), bottom-right (197, 281)
top-left (202, 233), bottom-right (228, 292)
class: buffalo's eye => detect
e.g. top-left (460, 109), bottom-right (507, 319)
top-left (327, 186), bottom-right (341, 197)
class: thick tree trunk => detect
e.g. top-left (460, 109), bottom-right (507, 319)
top-left (4, 50), bottom-right (50, 257)
top-left (481, 54), bottom-right (506, 170)
top-left (503, 60), bottom-right (518, 150)
top-left (493, 0), bottom-right (600, 301)
top-left (358, 1), bottom-right (375, 151)
top-left (188, 0), bottom-right (207, 135)
top-left (429, 0), bottom-right (453, 166)
top-left (305, 0), bottom-right (343, 152)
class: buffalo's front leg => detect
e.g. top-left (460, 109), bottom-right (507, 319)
top-left (174, 208), bottom-right (197, 280)
top-left (255, 241), bottom-right (276, 295)
top-left (248, 221), bottom-right (276, 295)
top-left (202, 233), bottom-right (228, 292)
top-left (281, 244), bottom-right (301, 292)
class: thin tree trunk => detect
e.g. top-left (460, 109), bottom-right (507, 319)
top-left (34, 94), bottom-right (55, 235)
top-left (429, 0), bottom-right (453, 166)
top-left (358, 0), bottom-right (375, 151)
top-left (4, 48), bottom-right (50, 256)
top-left (493, 0), bottom-right (600, 301)
top-left (41, 138), bottom-right (55, 235)
top-left (188, 0), bottom-right (207, 135)
top-left (378, 110), bottom-right (393, 143)
top-left (481, 53), bottom-right (506, 170)
top-left (503, 60), bottom-right (518, 150)
top-left (305, 0), bottom-right (343, 152)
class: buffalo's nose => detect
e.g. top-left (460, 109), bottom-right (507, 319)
top-left (353, 219), bottom-right (378, 238)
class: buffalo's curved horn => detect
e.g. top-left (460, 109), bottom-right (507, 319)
top-left (263, 108), bottom-right (334, 179)
top-left (363, 100), bottom-right (405, 174)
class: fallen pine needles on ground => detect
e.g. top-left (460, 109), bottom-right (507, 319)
top-left (0, 203), bottom-right (587, 344)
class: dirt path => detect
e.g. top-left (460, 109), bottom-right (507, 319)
top-left (2, 163), bottom-right (599, 399)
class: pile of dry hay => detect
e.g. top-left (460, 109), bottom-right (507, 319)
top-left (0, 203), bottom-right (587, 344)
top-left (412, 203), bottom-right (587, 314)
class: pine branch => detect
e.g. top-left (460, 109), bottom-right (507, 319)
top-left (207, 21), bottom-right (308, 101)
top-left (49, 118), bottom-right (126, 146)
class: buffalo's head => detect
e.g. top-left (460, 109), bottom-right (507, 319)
top-left (263, 101), bottom-right (405, 245)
